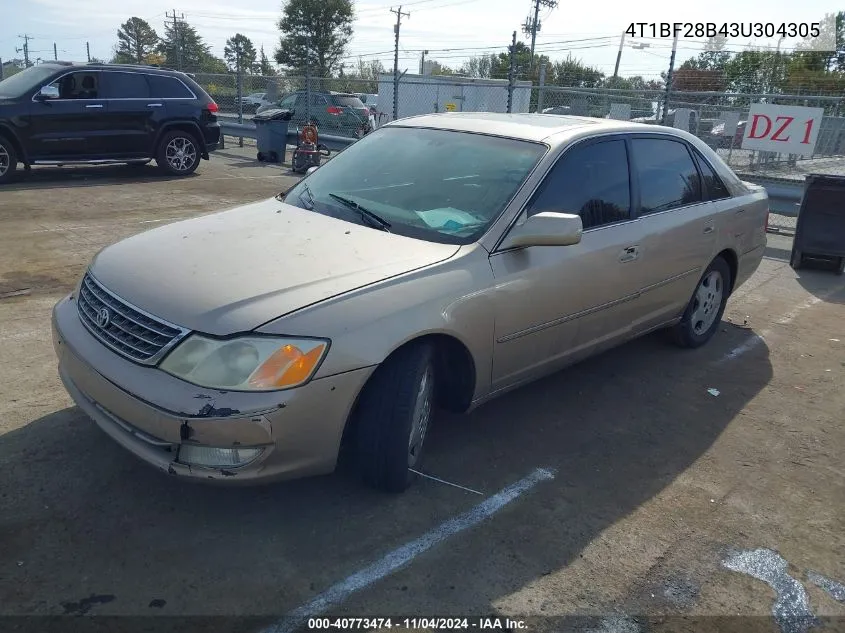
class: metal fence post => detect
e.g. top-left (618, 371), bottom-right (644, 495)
top-left (305, 37), bottom-right (312, 125)
top-left (537, 62), bottom-right (546, 113)
top-left (660, 31), bottom-right (679, 125)
top-left (236, 64), bottom-right (244, 148)
top-left (507, 31), bottom-right (516, 114)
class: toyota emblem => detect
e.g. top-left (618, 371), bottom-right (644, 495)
top-left (96, 307), bottom-right (111, 328)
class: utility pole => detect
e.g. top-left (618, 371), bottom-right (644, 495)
top-left (391, 5), bottom-right (410, 121)
top-left (420, 49), bottom-right (428, 75)
top-left (53, 43), bottom-right (58, 61)
top-left (507, 31), bottom-right (516, 114)
top-left (86, 42), bottom-right (91, 62)
top-left (521, 0), bottom-right (557, 72)
top-left (613, 31), bottom-right (626, 79)
top-left (166, 10), bottom-right (185, 70)
top-left (16, 34), bottom-right (32, 67)
top-left (661, 31), bottom-right (679, 125)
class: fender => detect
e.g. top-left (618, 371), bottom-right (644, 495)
top-left (152, 120), bottom-right (209, 158)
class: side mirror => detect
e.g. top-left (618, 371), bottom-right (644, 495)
top-left (499, 212), bottom-right (583, 250)
top-left (36, 85), bottom-right (60, 100)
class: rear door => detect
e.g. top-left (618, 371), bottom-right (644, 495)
top-left (99, 71), bottom-right (158, 157)
top-left (147, 73), bottom-right (197, 122)
top-left (627, 136), bottom-right (718, 334)
top-left (27, 70), bottom-right (109, 159)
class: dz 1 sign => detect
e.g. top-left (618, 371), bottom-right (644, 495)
top-left (741, 103), bottom-right (825, 157)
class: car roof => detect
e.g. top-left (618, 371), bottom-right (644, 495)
top-left (385, 112), bottom-right (670, 143)
top-left (38, 62), bottom-right (191, 77)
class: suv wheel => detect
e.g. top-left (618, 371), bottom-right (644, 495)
top-left (156, 130), bottom-right (200, 176)
top-left (0, 137), bottom-right (18, 184)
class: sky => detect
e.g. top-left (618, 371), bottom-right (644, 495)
top-left (0, 0), bottom-right (838, 78)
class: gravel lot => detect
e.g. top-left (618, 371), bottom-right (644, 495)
top-left (1, 148), bottom-right (844, 633)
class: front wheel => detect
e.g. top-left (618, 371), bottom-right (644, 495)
top-left (156, 130), bottom-right (200, 176)
top-left (355, 342), bottom-right (435, 493)
top-left (0, 136), bottom-right (18, 184)
top-left (670, 257), bottom-right (732, 349)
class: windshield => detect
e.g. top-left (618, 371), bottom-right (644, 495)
top-left (283, 126), bottom-right (546, 244)
top-left (0, 65), bottom-right (60, 98)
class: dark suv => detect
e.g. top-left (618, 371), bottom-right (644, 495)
top-left (0, 62), bottom-right (221, 183)
top-left (259, 90), bottom-right (373, 139)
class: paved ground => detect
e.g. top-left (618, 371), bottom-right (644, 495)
top-left (1, 148), bottom-right (844, 633)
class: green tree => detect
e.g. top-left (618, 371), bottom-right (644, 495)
top-left (724, 48), bottom-right (789, 94)
top-left (224, 33), bottom-right (257, 73)
top-left (459, 54), bottom-right (497, 78)
top-left (552, 54), bottom-right (604, 87)
top-left (114, 17), bottom-right (159, 64)
top-left (159, 19), bottom-right (224, 72)
top-left (274, 0), bottom-right (354, 76)
top-left (258, 45), bottom-right (276, 76)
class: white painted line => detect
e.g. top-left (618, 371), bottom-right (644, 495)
top-left (260, 467), bottom-right (556, 633)
top-left (717, 296), bottom-right (824, 364)
top-left (409, 468), bottom-right (484, 495)
top-left (25, 218), bottom-right (184, 233)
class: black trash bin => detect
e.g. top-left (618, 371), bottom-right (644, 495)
top-left (790, 173), bottom-right (845, 275)
top-left (253, 108), bottom-right (292, 164)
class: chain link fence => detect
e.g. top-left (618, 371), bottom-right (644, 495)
top-left (195, 69), bottom-right (845, 233)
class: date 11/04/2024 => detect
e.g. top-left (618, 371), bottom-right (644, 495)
top-left (625, 22), bottom-right (821, 39)
top-left (307, 617), bottom-right (528, 630)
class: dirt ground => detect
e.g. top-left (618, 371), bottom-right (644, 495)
top-left (0, 148), bottom-right (843, 633)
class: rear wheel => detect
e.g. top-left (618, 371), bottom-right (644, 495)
top-left (671, 257), bottom-right (731, 349)
top-left (355, 342), bottom-right (435, 493)
top-left (790, 247), bottom-right (804, 270)
top-left (0, 136), bottom-right (18, 184)
top-left (156, 130), bottom-right (200, 176)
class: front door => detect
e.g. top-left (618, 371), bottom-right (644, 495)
top-left (489, 137), bottom-right (649, 391)
top-left (27, 71), bottom-right (108, 159)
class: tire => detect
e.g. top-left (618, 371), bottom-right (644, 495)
top-left (0, 136), bottom-right (18, 184)
top-left (355, 341), bottom-right (436, 493)
top-left (156, 129), bottom-right (200, 176)
top-left (670, 257), bottom-right (732, 349)
top-left (790, 247), bottom-right (804, 270)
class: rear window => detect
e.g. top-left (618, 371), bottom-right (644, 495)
top-left (147, 75), bottom-right (193, 99)
top-left (331, 95), bottom-right (366, 108)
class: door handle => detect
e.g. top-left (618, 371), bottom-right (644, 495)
top-left (703, 225), bottom-right (715, 234)
top-left (85, 104), bottom-right (104, 109)
top-left (619, 245), bottom-right (639, 262)
top-left (146, 103), bottom-right (163, 108)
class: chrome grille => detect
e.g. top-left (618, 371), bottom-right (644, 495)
top-left (77, 272), bottom-right (188, 364)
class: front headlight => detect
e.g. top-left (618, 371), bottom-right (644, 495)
top-left (160, 335), bottom-right (329, 391)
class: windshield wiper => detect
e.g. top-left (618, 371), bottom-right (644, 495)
top-left (328, 193), bottom-right (391, 232)
top-left (299, 182), bottom-right (316, 210)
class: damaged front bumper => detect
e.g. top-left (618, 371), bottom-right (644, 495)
top-left (52, 294), bottom-right (374, 485)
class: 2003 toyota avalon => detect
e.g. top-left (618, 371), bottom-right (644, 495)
top-left (52, 112), bottom-right (768, 492)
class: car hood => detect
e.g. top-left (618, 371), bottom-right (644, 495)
top-left (89, 198), bottom-right (461, 335)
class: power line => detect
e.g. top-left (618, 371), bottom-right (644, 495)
top-left (521, 0), bottom-right (557, 70)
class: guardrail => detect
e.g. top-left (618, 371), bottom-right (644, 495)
top-left (738, 174), bottom-right (802, 218)
top-left (218, 120), bottom-right (357, 154)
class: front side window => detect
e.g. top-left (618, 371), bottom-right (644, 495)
top-left (527, 139), bottom-right (631, 229)
top-left (0, 65), bottom-right (60, 98)
top-left (50, 72), bottom-right (101, 99)
top-left (631, 138), bottom-right (702, 215)
top-left (283, 127), bottom-right (547, 244)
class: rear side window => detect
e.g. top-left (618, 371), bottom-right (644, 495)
top-left (631, 138), bottom-right (702, 215)
top-left (527, 139), bottom-right (631, 229)
top-left (332, 96), bottom-right (366, 108)
top-left (103, 72), bottom-right (150, 99)
top-left (147, 75), bottom-right (193, 99)
top-left (693, 150), bottom-right (731, 201)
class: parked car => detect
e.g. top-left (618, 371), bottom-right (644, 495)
top-left (257, 90), bottom-right (373, 138)
top-left (235, 92), bottom-right (273, 113)
top-left (0, 62), bottom-right (221, 183)
top-left (710, 120), bottom-right (747, 148)
top-left (52, 113), bottom-right (768, 492)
